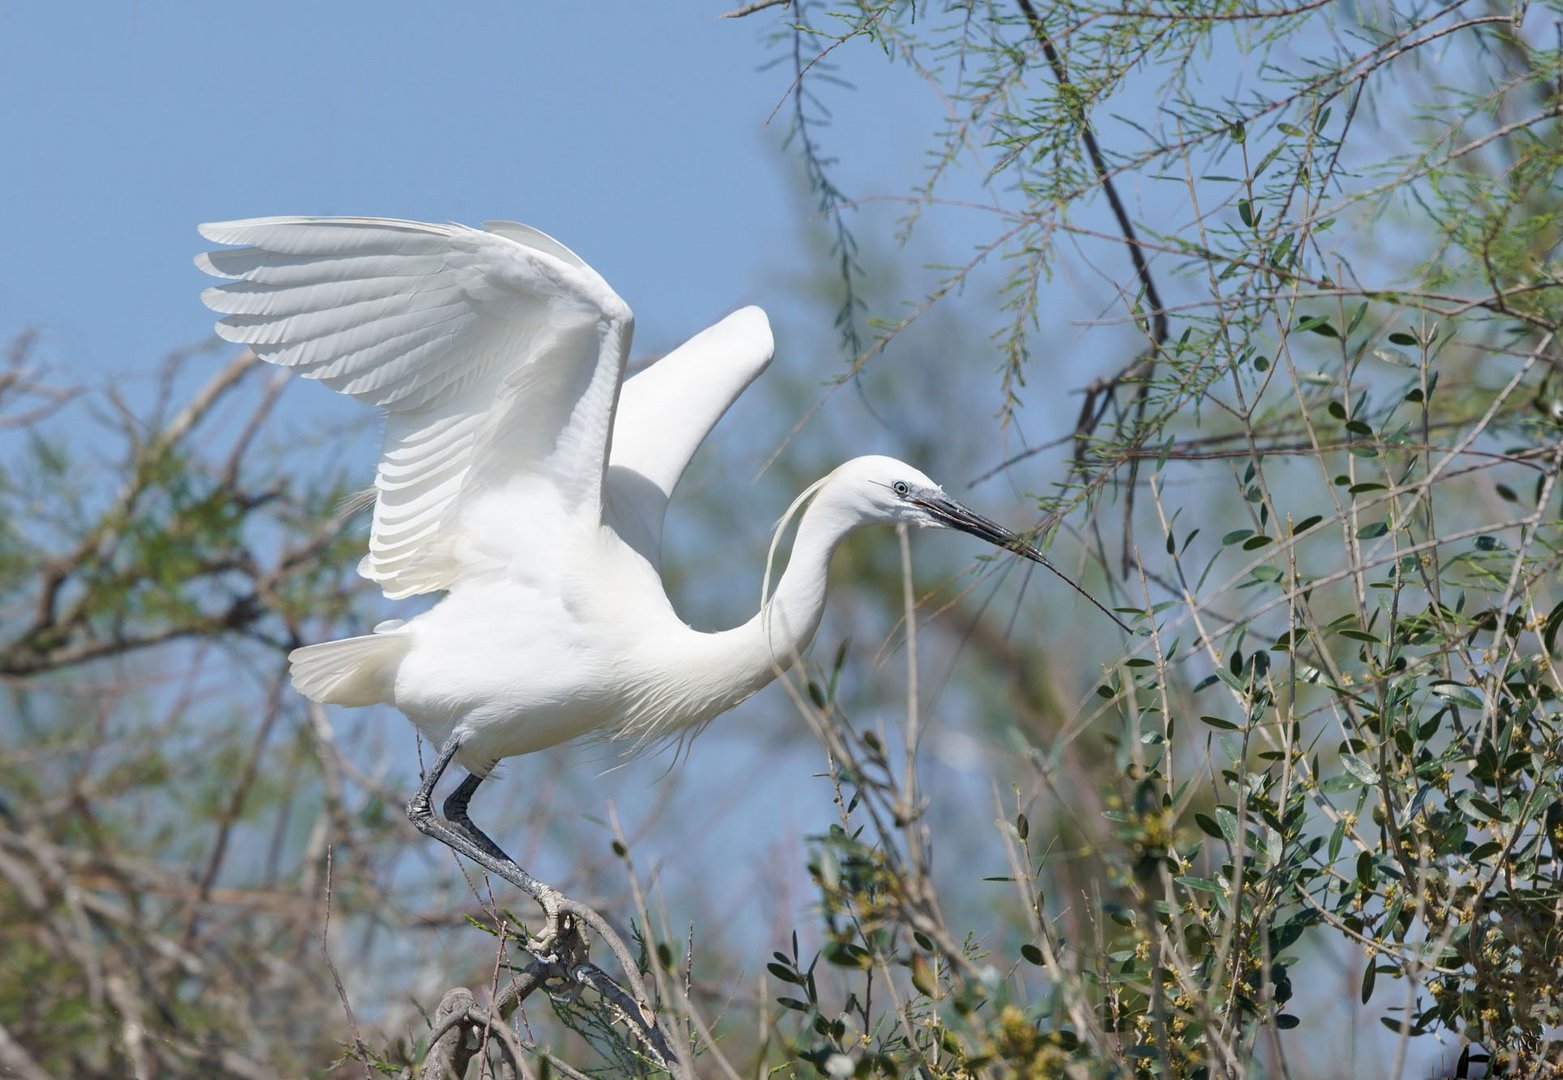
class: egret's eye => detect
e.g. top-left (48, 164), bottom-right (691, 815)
top-left (892, 480), bottom-right (911, 497)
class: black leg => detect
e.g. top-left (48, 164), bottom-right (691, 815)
top-left (407, 734), bottom-right (556, 906)
top-left (442, 773), bottom-right (519, 867)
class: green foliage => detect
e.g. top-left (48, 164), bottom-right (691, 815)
top-left (762, 0), bottom-right (1563, 1076)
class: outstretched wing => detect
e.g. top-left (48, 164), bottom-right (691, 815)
top-left (198, 216), bottom-right (632, 598)
top-left (604, 307), bottom-right (774, 567)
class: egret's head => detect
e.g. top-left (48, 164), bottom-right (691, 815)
top-left (825, 455), bottom-right (1034, 552)
top-left (822, 455), bottom-right (937, 525)
top-left (768, 455), bottom-right (1130, 631)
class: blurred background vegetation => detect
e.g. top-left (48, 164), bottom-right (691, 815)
top-left (3, 0), bottom-right (1563, 1077)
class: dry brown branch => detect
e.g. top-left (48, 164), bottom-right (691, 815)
top-left (0, 331), bottom-right (80, 430)
top-left (0, 1021), bottom-right (53, 1080)
top-left (419, 987), bottom-right (480, 1080)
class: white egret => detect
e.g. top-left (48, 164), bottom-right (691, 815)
top-left (197, 216), bottom-right (1122, 917)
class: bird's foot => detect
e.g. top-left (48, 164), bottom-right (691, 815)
top-left (524, 888), bottom-right (586, 966)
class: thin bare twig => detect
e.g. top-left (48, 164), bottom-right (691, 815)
top-left (722, 0), bottom-right (789, 17)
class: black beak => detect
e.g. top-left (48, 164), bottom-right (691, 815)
top-left (911, 494), bottom-right (1132, 633)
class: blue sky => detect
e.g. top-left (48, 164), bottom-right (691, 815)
top-left (0, 0), bottom-right (1145, 487)
top-left (0, 2), bottom-right (938, 379)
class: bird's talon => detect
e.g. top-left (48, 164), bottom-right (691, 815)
top-left (521, 900), bottom-right (578, 964)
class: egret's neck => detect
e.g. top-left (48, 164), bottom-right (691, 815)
top-left (702, 487), bottom-right (860, 703)
top-left (613, 473), bottom-right (884, 751)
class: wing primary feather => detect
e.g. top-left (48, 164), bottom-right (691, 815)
top-left (202, 276), bottom-right (465, 317)
top-left (197, 248), bottom-right (451, 286)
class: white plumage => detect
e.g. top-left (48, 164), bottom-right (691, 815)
top-left (198, 215), bottom-right (1103, 895)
